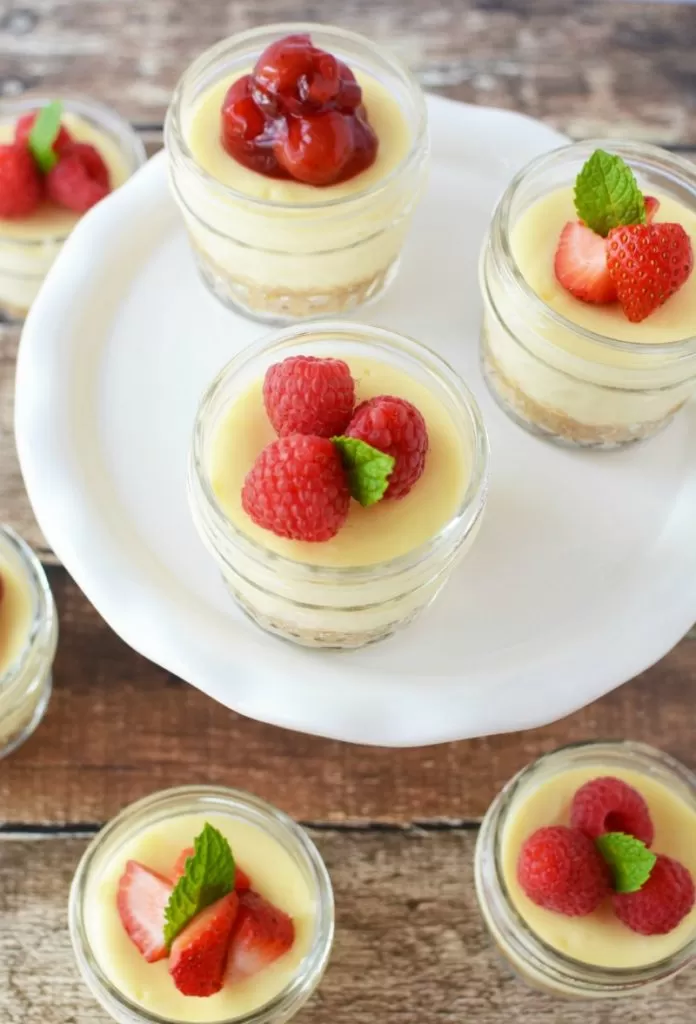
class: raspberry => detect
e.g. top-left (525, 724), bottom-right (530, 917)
top-left (263, 356), bottom-right (355, 438)
top-left (242, 434), bottom-right (350, 542)
top-left (46, 142), bottom-right (111, 213)
top-left (517, 825), bottom-right (611, 916)
top-left (570, 776), bottom-right (654, 846)
top-left (346, 396), bottom-right (428, 499)
top-left (15, 111), bottom-right (73, 155)
top-left (0, 143), bottom-right (43, 218)
top-left (613, 855), bottom-right (695, 935)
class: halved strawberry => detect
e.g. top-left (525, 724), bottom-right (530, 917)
top-left (554, 221), bottom-right (617, 304)
top-left (171, 847), bottom-right (251, 891)
top-left (227, 890), bottom-right (295, 982)
top-left (116, 860), bottom-right (173, 963)
top-left (644, 196), bottom-right (660, 223)
top-left (169, 892), bottom-right (239, 997)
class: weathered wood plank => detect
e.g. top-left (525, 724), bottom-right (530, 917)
top-left (0, 567), bottom-right (692, 827)
top-left (1, 830), bottom-right (695, 1024)
top-left (1, 0), bottom-right (695, 145)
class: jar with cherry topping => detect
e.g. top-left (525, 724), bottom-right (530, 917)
top-left (475, 741), bottom-right (696, 999)
top-left (165, 24), bottom-right (429, 323)
top-left (0, 525), bottom-right (58, 757)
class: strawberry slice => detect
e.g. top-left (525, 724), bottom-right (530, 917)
top-left (227, 890), bottom-right (295, 982)
top-left (116, 860), bottom-right (173, 963)
top-left (170, 892), bottom-right (239, 997)
top-left (554, 221), bottom-right (617, 304)
top-left (644, 196), bottom-right (660, 223)
top-left (171, 846), bottom-right (251, 891)
top-left (607, 222), bottom-right (693, 322)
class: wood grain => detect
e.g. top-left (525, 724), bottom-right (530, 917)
top-left (0, 0), bottom-right (695, 145)
top-left (0, 567), bottom-right (692, 827)
top-left (1, 830), bottom-right (695, 1024)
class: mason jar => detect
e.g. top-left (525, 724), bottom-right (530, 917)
top-left (69, 785), bottom-right (334, 1024)
top-left (475, 741), bottom-right (696, 998)
top-left (0, 525), bottom-right (58, 758)
top-left (165, 23), bottom-right (429, 323)
top-left (0, 94), bottom-right (146, 320)
top-left (189, 320), bottom-right (489, 649)
top-left (480, 141), bottom-right (696, 449)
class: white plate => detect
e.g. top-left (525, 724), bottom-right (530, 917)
top-left (15, 95), bottom-right (696, 747)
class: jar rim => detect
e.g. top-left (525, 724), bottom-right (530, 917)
top-left (0, 524), bottom-right (56, 698)
top-left (492, 139), bottom-right (696, 358)
top-left (68, 785), bottom-right (335, 1024)
top-left (0, 93), bottom-right (147, 248)
top-left (189, 319), bottom-right (489, 583)
top-left (481, 740), bottom-right (696, 992)
top-left (164, 22), bottom-right (429, 214)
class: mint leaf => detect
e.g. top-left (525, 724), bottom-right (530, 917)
top-left (163, 823), bottom-right (235, 946)
top-left (332, 436), bottom-right (395, 507)
top-left (28, 101), bottom-right (64, 173)
top-left (596, 832), bottom-right (656, 894)
top-left (574, 149), bottom-right (646, 237)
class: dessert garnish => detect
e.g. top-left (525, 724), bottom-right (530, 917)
top-left (517, 775), bottom-right (695, 935)
top-left (0, 100), bottom-right (111, 219)
top-left (554, 149), bottom-right (693, 322)
top-left (116, 822), bottom-right (294, 997)
top-left (241, 356), bottom-right (429, 542)
top-left (220, 33), bottom-right (378, 186)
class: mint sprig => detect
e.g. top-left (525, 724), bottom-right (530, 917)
top-left (574, 149), bottom-right (646, 237)
top-left (164, 823), bottom-right (235, 946)
top-left (596, 832), bottom-right (656, 894)
top-left (332, 436), bottom-right (395, 507)
top-left (28, 101), bottom-right (64, 173)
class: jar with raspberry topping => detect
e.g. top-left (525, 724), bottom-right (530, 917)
top-left (475, 741), bottom-right (696, 999)
top-left (188, 321), bottom-right (488, 649)
top-left (165, 24), bottom-right (429, 323)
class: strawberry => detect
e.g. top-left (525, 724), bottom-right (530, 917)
top-left (644, 196), bottom-right (660, 224)
top-left (0, 144), bottom-right (43, 218)
top-left (172, 846), bottom-right (251, 891)
top-left (46, 142), bottom-right (110, 213)
top-left (606, 222), bottom-right (693, 322)
top-left (170, 892), bottom-right (240, 997)
top-left (554, 221), bottom-right (617, 304)
top-left (116, 860), bottom-right (173, 962)
top-left (227, 890), bottom-right (295, 982)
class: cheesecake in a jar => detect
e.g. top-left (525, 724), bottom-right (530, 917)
top-left (0, 525), bottom-right (58, 757)
top-left (165, 24), bottom-right (429, 322)
top-left (189, 320), bottom-right (488, 649)
top-left (0, 96), bottom-right (146, 320)
top-left (480, 141), bottom-right (696, 449)
top-left (475, 741), bottom-right (696, 998)
top-left (69, 786), bottom-right (334, 1024)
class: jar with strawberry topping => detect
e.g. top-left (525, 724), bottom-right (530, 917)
top-left (0, 95), bottom-right (146, 321)
top-left (0, 525), bottom-right (58, 757)
top-left (188, 321), bottom-right (488, 649)
top-left (165, 24), bottom-right (429, 323)
top-left (475, 741), bottom-right (696, 998)
top-left (69, 785), bottom-right (334, 1024)
top-left (479, 140), bottom-right (696, 449)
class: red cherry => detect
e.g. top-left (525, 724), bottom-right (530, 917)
top-left (301, 52), bottom-right (340, 109)
top-left (275, 111), bottom-right (354, 186)
top-left (335, 62), bottom-right (362, 112)
top-left (221, 75), bottom-right (283, 176)
top-left (346, 113), bottom-right (378, 177)
top-left (253, 34), bottom-right (315, 114)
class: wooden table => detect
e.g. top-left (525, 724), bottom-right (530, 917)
top-left (1, 2), bottom-right (695, 1021)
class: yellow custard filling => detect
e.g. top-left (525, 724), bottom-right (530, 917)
top-left (0, 559), bottom-right (33, 675)
top-left (512, 187), bottom-right (696, 343)
top-left (210, 358), bottom-right (468, 568)
top-left (0, 112), bottom-right (131, 240)
top-left (84, 813), bottom-right (314, 1023)
top-left (501, 766), bottom-right (696, 969)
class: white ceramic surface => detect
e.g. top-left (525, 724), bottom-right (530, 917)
top-left (15, 95), bottom-right (696, 746)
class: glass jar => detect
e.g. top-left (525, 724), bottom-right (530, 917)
top-left (0, 94), bottom-right (146, 321)
top-left (475, 741), bottom-right (696, 999)
top-left (0, 525), bottom-right (58, 757)
top-left (189, 320), bottom-right (488, 649)
top-left (165, 23), bottom-right (429, 323)
top-left (69, 785), bottom-right (334, 1024)
top-left (480, 141), bottom-right (696, 449)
